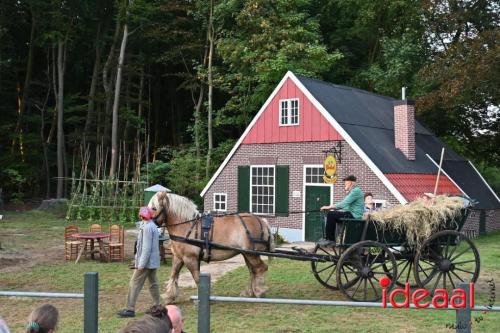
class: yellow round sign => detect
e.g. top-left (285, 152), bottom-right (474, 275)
top-left (323, 175), bottom-right (337, 184)
top-left (324, 155), bottom-right (337, 177)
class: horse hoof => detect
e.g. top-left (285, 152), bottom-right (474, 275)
top-left (240, 290), bottom-right (254, 297)
top-left (254, 292), bottom-right (266, 298)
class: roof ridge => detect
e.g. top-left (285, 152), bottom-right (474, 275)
top-left (295, 74), bottom-right (397, 101)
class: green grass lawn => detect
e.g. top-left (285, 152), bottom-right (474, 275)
top-left (1, 210), bottom-right (499, 332)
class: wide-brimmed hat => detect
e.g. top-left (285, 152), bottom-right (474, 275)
top-left (423, 192), bottom-right (436, 199)
top-left (139, 206), bottom-right (154, 219)
top-left (342, 175), bottom-right (357, 182)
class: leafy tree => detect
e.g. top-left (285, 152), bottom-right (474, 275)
top-left (215, 0), bottom-right (341, 129)
top-left (417, 0), bottom-right (500, 166)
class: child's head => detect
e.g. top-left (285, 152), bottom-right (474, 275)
top-left (26, 304), bottom-right (59, 333)
top-left (139, 206), bottom-right (154, 221)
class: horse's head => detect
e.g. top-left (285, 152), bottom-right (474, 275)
top-left (147, 191), bottom-right (199, 226)
top-left (148, 191), bottom-right (168, 226)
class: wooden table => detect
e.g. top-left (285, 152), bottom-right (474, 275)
top-left (72, 232), bottom-right (111, 263)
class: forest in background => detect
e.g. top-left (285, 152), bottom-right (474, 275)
top-left (0, 0), bottom-right (499, 205)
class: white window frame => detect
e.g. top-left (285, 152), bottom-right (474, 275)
top-left (279, 98), bottom-right (300, 126)
top-left (304, 166), bottom-right (327, 184)
top-left (373, 199), bottom-right (387, 210)
top-left (213, 193), bottom-right (227, 212)
top-left (250, 165), bottom-right (276, 215)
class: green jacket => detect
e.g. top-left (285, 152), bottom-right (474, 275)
top-left (335, 186), bottom-right (365, 219)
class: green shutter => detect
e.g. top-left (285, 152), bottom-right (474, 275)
top-left (237, 166), bottom-right (250, 212)
top-left (276, 165), bottom-right (289, 216)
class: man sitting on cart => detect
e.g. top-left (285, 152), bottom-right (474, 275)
top-left (320, 175), bottom-right (365, 242)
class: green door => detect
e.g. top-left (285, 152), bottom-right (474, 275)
top-left (305, 186), bottom-right (331, 241)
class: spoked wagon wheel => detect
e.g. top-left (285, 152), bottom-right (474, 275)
top-left (383, 245), bottom-right (419, 287)
top-left (311, 244), bottom-right (342, 290)
top-left (414, 230), bottom-right (480, 293)
top-left (337, 240), bottom-right (397, 302)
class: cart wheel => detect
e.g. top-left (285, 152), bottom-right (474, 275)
top-left (414, 230), bottom-right (480, 293)
top-left (311, 244), bottom-right (341, 290)
top-left (383, 245), bottom-right (419, 288)
top-left (337, 240), bottom-right (397, 302)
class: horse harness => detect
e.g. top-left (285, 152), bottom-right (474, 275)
top-left (181, 212), bottom-right (272, 263)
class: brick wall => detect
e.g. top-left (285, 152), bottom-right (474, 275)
top-left (203, 141), bottom-right (400, 234)
top-left (460, 209), bottom-right (500, 238)
top-left (486, 209), bottom-right (500, 232)
top-left (394, 100), bottom-right (416, 161)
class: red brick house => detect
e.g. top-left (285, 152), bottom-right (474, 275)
top-left (201, 71), bottom-right (500, 242)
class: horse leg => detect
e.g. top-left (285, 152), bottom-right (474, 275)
top-left (183, 255), bottom-right (201, 286)
top-left (245, 254), bottom-right (268, 298)
top-left (164, 255), bottom-right (184, 304)
top-left (240, 255), bottom-right (256, 297)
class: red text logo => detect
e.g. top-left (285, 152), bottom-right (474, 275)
top-left (379, 276), bottom-right (474, 309)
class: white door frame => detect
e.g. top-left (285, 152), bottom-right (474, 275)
top-left (301, 165), bottom-right (334, 241)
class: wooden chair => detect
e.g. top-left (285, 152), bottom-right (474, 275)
top-left (108, 224), bottom-right (125, 262)
top-left (89, 224), bottom-right (102, 232)
top-left (64, 225), bottom-right (82, 261)
top-left (86, 224), bottom-right (102, 255)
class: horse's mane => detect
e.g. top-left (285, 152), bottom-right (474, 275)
top-left (164, 192), bottom-right (199, 222)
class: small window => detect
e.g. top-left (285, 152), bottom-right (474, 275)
top-left (279, 98), bottom-right (299, 126)
top-left (305, 166), bottom-right (324, 184)
top-left (213, 193), bottom-right (227, 212)
top-left (373, 199), bottom-right (387, 210)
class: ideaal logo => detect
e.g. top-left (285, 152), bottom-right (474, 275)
top-left (379, 276), bottom-right (474, 309)
top-left (379, 276), bottom-right (496, 330)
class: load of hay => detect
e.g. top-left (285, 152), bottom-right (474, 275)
top-left (368, 195), bottom-right (466, 248)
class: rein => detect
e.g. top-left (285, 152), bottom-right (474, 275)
top-left (159, 209), bottom-right (324, 228)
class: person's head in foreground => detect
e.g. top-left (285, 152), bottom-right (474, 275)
top-left (166, 305), bottom-right (184, 333)
top-left (26, 304), bottom-right (59, 333)
top-left (343, 175), bottom-right (357, 191)
top-left (118, 307), bottom-right (171, 333)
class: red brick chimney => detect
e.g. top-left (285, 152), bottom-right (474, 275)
top-left (394, 99), bottom-right (416, 161)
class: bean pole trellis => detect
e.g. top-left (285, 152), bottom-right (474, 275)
top-left (66, 142), bottom-right (148, 225)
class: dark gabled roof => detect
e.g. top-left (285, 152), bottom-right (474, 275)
top-left (296, 75), bottom-right (500, 209)
top-left (442, 161), bottom-right (500, 210)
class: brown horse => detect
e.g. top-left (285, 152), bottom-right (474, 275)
top-left (148, 191), bottom-right (274, 304)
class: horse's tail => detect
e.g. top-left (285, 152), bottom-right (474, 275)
top-left (262, 218), bottom-right (275, 263)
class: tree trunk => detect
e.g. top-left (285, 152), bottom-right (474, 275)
top-left (12, 7), bottom-right (35, 157)
top-left (135, 68), bottom-right (144, 146)
top-left (110, 16), bottom-right (129, 178)
top-left (194, 84), bottom-right (204, 158)
top-left (102, 18), bottom-right (121, 145)
top-left (123, 73), bottom-right (131, 140)
top-left (84, 21), bottom-right (103, 142)
top-left (205, 0), bottom-right (214, 178)
top-left (56, 38), bottom-right (66, 198)
top-left (40, 49), bottom-right (52, 198)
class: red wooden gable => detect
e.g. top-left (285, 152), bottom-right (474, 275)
top-left (385, 173), bottom-right (463, 201)
top-left (242, 78), bottom-right (342, 144)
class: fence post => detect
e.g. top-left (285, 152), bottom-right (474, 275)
top-left (198, 273), bottom-right (211, 333)
top-left (456, 282), bottom-right (471, 333)
top-left (84, 272), bottom-right (98, 333)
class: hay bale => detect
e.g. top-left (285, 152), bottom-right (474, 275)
top-left (369, 196), bottom-right (464, 247)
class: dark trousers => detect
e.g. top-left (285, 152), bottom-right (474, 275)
top-left (325, 211), bottom-right (353, 240)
